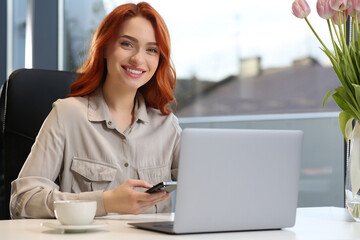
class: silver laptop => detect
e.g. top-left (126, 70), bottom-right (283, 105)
top-left (129, 128), bottom-right (303, 234)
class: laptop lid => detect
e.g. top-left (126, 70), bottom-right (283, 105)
top-left (172, 128), bottom-right (303, 234)
top-left (129, 128), bottom-right (303, 234)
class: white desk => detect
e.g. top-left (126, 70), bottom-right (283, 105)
top-left (0, 207), bottom-right (359, 240)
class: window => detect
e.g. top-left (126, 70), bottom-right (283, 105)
top-left (1, 0), bottom-right (344, 209)
top-left (11, 0), bottom-right (27, 71)
top-left (62, 0), bottom-right (339, 118)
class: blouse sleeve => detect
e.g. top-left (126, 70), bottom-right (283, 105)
top-left (10, 102), bottom-right (105, 219)
top-left (170, 116), bottom-right (182, 181)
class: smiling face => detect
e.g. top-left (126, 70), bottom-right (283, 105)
top-left (104, 16), bottom-right (160, 93)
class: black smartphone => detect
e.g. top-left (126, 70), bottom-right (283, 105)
top-left (145, 181), bottom-right (177, 193)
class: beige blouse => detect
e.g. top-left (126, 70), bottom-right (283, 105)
top-left (10, 87), bottom-right (181, 219)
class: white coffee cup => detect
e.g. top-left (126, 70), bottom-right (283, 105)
top-left (54, 200), bottom-right (97, 225)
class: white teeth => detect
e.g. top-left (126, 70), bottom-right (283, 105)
top-left (126, 68), bottom-right (142, 74)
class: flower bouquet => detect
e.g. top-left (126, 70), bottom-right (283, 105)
top-left (292, 0), bottom-right (360, 221)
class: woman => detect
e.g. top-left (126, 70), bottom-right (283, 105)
top-left (10, 2), bottom-right (181, 218)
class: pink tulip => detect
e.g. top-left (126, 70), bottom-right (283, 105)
top-left (292, 0), bottom-right (311, 18)
top-left (351, 0), bottom-right (360, 11)
top-left (332, 10), bottom-right (346, 24)
top-left (330, 0), bottom-right (349, 11)
top-left (348, 3), bottom-right (357, 16)
top-left (317, 0), bottom-right (337, 19)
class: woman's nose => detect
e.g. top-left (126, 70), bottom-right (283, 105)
top-left (129, 50), bottom-right (144, 66)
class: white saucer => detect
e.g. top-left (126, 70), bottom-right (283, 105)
top-left (41, 221), bottom-right (108, 233)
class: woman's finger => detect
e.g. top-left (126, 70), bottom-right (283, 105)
top-left (125, 179), bottom-right (153, 189)
top-left (139, 192), bottom-right (170, 205)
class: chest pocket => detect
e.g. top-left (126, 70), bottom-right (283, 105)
top-left (137, 165), bottom-right (171, 185)
top-left (71, 157), bottom-right (117, 192)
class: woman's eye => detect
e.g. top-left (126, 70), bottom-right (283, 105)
top-left (120, 41), bottom-right (132, 48)
top-left (147, 48), bottom-right (159, 54)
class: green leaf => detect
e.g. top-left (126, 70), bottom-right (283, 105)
top-left (333, 92), bottom-right (350, 111)
top-left (349, 47), bottom-right (360, 83)
top-left (332, 91), bottom-right (360, 120)
top-left (322, 89), bottom-right (334, 107)
top-left (330, 64), bottom-right (359, 108)
top-left (343, 98), bottom-right (360, 120)
top-left (339, 111), bottom-right (354, 141)
top-left (343, 60), bottom-right (357, 85)
top-left (353, 84), bottom-right (360, 104)
top-left (334, 40), bottom-right (342, 54)
top-left (335, 86), bottom-right (354, 105)
top-left (320, 39), bottom-right (360, 116)
top-left (323, 50), bottom-right (352, 91)
top-left (340, 58), bottom-right (353, 84)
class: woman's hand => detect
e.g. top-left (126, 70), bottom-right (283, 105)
top-left (102, 179), bottom-right (170, 214)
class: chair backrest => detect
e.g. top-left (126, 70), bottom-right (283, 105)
top-left (0, 68), bottom-right (77, 219)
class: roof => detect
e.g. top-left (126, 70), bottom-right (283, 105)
top-left (174, 64), bottom-right (341, 117)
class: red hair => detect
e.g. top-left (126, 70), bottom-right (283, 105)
top-left (68, 2), bottom-right (176, 114)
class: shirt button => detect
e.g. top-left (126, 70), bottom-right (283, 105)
top-left (120, 135), bottom-right (126, 140)
top-left (124, 163), bottom-right (129, 167)
top-left (108, 121), bottom-right (112, 126)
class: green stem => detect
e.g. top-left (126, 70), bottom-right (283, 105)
top-left (355, 13), bottom-right (360, 85)
top-left (326, 52), bottom-right (359, 111)
top-left (351, 21), bottom-right (360, 85)
top-left (343, 11), bottom-right (347, 45)
top-left (304, 17), bottom-right (336, 60)
top-left (332, 19), bottom-right (342, 49)
top-left (356, 13), bottom-right (360, 52)
top-left (352, 19), bottom-right (356, 48)
top-left (338, 11), bottom-right (359, 86)
top-left (328, 19), bottom-right (340, 62)
top-left (330, 14), bottom-right (360, 111)
top-left (338, 11), bottom-right (346, 50)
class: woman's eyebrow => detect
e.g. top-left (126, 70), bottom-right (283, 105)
top-left (119, 35), bottom-right (158, 46)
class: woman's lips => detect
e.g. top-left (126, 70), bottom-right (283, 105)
top-left (122, 65), bottom-right (146, 79)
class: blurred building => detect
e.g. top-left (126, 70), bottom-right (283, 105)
top-left (174, 56), bottom-right (340, 117)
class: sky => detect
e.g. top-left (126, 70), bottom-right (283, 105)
top-left (100, 0), bottom-right (333, 81)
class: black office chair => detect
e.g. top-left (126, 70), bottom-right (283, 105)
top-left (0, 68), bottom-right (77, 219)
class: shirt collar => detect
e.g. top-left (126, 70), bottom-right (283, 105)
top-left (133, 92), bottom-right (150, 123)
top-left (87, 87), bottom-right (149, 123)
